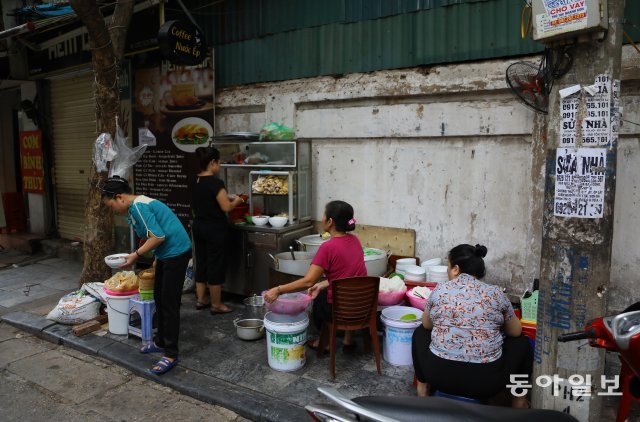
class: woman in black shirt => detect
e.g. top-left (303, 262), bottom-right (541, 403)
top-left (191, 146), bottom-right (244, 314)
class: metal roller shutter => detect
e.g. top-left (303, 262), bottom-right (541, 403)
top-left (50, 74), bottom-right (96, 240)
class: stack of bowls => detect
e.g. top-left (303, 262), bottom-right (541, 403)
top-left (404, 265), bottom-right (426, 282)
top-left (395, 258), bottom-right (417, 275)
top-left (421, 258), bottom-right (443, 270)
top-left (427, 265), bottom-right (449, 283)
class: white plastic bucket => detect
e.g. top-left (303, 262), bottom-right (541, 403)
top-left (380, 306), bottom-right (423, 366)
top-left (104, 290), bottom-right (138, 335)
top-left (263, 311), bottom-right (309, 372)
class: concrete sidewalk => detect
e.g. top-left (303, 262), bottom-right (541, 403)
top-left (0, 253), bottom-right (415, 422)
top-left (0, 321), bottom-right (246, 421)
top-left (1, 251), bottom-right (631, 421)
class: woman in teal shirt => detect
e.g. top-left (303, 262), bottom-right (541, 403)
top-left (102, 176), bottom-right (191, 375)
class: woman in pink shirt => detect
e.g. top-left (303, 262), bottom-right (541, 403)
top-left (264, 200), bottom-right (366, 351)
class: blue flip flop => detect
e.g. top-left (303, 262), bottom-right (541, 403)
top-left (140, 343), bottom-right (164, 354)
top-left (150, 357), bottom-right (178, 375)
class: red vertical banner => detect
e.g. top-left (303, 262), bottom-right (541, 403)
top-left (19, 130), bottom-right (45, 193)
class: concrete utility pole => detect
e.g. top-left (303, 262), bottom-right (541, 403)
top-left (532, 1), bottom-right (625, 421)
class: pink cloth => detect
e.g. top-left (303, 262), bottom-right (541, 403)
top-left (311, 234), bottom-right (367, 303)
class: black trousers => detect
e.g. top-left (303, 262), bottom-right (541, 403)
top-left (192, 219), bottom-right (228, 285)
top-left (153, 250), bottom-right (191, 359)
top-left (312, 288), bottom-right (332, 331)
top-left (411, 325), bottom-right (533, 400)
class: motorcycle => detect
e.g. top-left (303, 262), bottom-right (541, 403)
top-left (305, 386), bottom-right (577, 421)
top-left (558, 304), bottom-right (640, 422)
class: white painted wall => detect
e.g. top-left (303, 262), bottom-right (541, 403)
top-left (215, 46), bottom-right (640, 312)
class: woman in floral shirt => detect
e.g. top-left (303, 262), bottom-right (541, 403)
top-left (411, 244), bottom-right (532, 408)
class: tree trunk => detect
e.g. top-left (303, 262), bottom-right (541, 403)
top-left (69, 0), bottom-right (134, 285)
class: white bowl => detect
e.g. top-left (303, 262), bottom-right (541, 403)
top-left (429, 265), bottom-right (448, 273)
top-left (396, 258), bottom-right (417, 266)
top-left (105, 253), bottom-right (128, 269)
top-left (422, 258), bottom-right (443, 267)
top-left (252, 215), bottom-right (269, 226)
top-left (268, 216), bottom-right (288, 228)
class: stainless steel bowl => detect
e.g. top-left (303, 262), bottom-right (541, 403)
top-left (233, 318), bottom-right (265, 341)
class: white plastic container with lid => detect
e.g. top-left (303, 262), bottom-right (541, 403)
top-left (404, 265), bottom-right (426, 282)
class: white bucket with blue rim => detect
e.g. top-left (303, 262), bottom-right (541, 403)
top-left (380, 306), bottom-right (423, 366)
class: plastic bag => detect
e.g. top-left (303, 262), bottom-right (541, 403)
top-left (46, 289), bottom-right (100, 325)
top-left (259, 122), bottom-right (294, 140)
top-left (93, 133), bottom-right (117, 173)
top-left (182, 258), bottom-right (195, 293)
top-left (83, 282), bottom-right (106, 304)
top-left (105, 271), bottom-right (139, 292)
top-left (109, 126), bottom-right (147, 179)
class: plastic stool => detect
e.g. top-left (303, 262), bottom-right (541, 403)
top-left (128, 298), bottom-right (156, 347)
top-left (434, 390), bottom-right (484, 404)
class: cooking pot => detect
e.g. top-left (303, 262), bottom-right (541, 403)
top-left (233, 318), bottom-right (265, 341)
top-left (364, 247), bottom-right (389, 277)
top-left (268, 251), bottom-right (315, 276)
top-left (243, 295), bottom-right (266, 319)
top-left (295, 234), bottom-right (330, 254)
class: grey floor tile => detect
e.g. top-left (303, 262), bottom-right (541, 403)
top-left (0, 337), bottom-right (53, 368)
top-left (7, 349), bottom-right (128, 404)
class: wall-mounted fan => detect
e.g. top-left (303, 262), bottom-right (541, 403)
top-left (506, 61), bottom-right (549, 113)
top-left (506, 47), bottom-right (573, 115)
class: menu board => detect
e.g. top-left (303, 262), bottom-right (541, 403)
top-left (131, 51), bottom-right (214, 225)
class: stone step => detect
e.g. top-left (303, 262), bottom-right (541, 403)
top-left (40, 239), bottom-right (83, 263)
top-left (0, 233), bottom-right (43, 254)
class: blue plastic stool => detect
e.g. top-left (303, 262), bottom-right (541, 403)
top-left (128, 298), bottom-right (156, 347)
top-left (434, 390), bottom-right (484, 404)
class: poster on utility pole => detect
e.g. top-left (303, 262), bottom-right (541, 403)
top-left (559, 74), bottom-right (611, 147)
top-left (554, 148), bottom-right (606, 218)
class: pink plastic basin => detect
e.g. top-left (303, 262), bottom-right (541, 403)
top-left (103, 287), bottom-right (139, 296)
top-left (378, 288), bottom-right (406, 306)
top-left (406, 287), bottom-right (434, 310)
top-left (263, 292), bottom-right (312, 315)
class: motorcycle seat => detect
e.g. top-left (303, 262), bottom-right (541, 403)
top-left (353, 396), bottom-right (578, 422)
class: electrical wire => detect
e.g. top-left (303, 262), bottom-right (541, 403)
top-left (621, 119), bottom-right (640, 128)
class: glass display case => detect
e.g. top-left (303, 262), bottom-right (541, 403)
top-left (217, 141), bottom-right (297, 167)
top-left (211, 138), bottom-right (313, 295)
top-left (214, 139), bottom-right (311, 224)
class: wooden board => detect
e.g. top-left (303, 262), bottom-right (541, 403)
top-left (312, 222), bottom-right (415, 256)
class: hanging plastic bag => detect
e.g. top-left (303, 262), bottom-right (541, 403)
top-left (93, 133), bottom-right (116, 173)
top-left (109, 126), bottom-right (147, 179)
top-left (259, 122), bottom-right (295, 140)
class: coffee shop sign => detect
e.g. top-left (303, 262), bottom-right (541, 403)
top-left (158, 20), bottom-right (206, 66)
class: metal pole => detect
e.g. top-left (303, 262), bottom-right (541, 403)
top-left (532, 1), bottom-right (626, 420)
